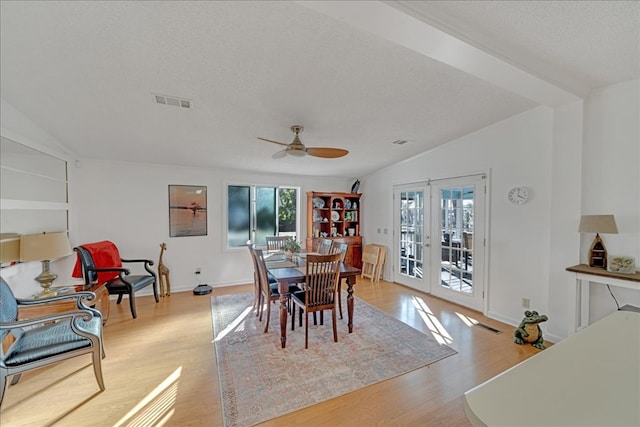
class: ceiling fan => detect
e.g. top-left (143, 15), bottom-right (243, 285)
top-left (258, 125), bottom-right (348, 159)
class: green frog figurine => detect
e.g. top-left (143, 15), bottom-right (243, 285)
top-left (514, 310), bottom-right (548, 350)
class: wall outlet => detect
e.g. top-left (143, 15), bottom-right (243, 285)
top-left (522, 297), bottom-right (530, 309)
top-left (195, 268), bottom-right (201, 275)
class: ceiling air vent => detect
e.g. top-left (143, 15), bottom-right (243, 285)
top-left (153, 93), bottom-right (191, 109)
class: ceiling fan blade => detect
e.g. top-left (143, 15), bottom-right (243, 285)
top-left (272, 149), bottom-right (287, 159)
top-left (258, 137), bottom-right (289, 147)
top-left (306, 147), bottom-right (349, 158)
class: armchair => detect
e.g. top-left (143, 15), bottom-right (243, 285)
top-left (0, 277), bottom-right (105, 405)
top-left (74, 242), bottom-right (158, 319)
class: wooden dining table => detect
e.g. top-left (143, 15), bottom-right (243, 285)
top-left (265, 254), bottom-right (361, 348)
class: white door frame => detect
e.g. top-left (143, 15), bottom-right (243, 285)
top-left (430, 175), bottom-right (487, 311)
top-left (393, 183), bottom-right (430, 293)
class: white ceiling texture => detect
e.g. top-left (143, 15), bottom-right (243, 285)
top-left (1, 1), bottom-right (638, 178)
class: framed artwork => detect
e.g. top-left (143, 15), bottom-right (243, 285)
top-left (168, 185), bottom-right (207, 237)
top-left (607, 255), bottom-right (636, 274)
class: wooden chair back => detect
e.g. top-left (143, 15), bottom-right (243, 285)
top-left (265, 236), bottom-right (292, 252)
top-left (316, 238), bottom-right (332, 255)
top-left (329, 241), bottom-right (349, 262)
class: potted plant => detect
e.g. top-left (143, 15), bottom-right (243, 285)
top-left (282, 239), bottom-right (302, 254)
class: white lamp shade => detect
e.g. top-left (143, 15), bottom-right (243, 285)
top-left (19, 232), bottom-right (72, 262)
top-left (578, 214), bottom-right (618, 234)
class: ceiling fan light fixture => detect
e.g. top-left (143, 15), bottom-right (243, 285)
top-left (286, 146), bottom-right (307, 157)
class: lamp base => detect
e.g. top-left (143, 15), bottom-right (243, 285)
top-left (588, 233), bottom-right (607, 269)
top-left (33, 260), bottom-right (58, 299)
top-left (34, 287), bottom-right (59, 299)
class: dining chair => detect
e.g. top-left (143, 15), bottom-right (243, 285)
top-left (329, 241), bottom-right (349, 319)
top-left (316, 238), bottom-right (332, 255)
top-left (290, 252), bottom-right (342, 348)
top-left (253, 248), bottom-right (298, 333)
top-left (265, 236), bottom-right (292, 252)
top-left (247, 243), bottom-right (261, 314)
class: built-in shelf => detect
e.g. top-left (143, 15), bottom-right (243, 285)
top-left (0, 135), bottom-right (70, 265)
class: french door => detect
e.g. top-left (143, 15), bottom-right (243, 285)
top-left (430, 176), bottom-right (485, 311)
top-left (393, 184), bottom-right (429, 292)
top-left (394, 175), bottom-right (486, 311)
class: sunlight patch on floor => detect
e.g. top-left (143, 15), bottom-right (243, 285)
top-left (213, 305), bottom-right (252, 342)
top-left (113, 366), bottom-right (181, 427)
top-left (411, 296), bottom-right (453, 345)
top-left (455, 311), bottom-right (479, 327)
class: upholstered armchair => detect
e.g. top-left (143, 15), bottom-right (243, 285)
top-left (0, 277), bottom-right (105, 405)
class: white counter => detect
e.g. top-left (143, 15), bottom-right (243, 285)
top-left (464, 310), bottom-right (640, 426)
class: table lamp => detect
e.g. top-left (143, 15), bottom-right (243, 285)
top-left (578, 214), bottom-right (618, 269)
top-left (0, 233), bottom-right (21, 265)
top-left (20, 231), bottom-right (73, 298)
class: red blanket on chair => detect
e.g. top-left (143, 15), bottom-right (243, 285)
top-left (72, 240), bottom-right (123, 284)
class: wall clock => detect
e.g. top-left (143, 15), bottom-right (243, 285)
top-left (508, 186), bottom-right (529, 204)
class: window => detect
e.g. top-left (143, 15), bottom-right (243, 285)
top-left (227, 185), bottom-right (299, 247)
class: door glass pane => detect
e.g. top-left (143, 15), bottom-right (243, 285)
top-left (399, 190), bottom-right (423, 279)
top-left (440, 185), bottom-right (474, 294)
top-left (228, 185), bottom-right (250, 247)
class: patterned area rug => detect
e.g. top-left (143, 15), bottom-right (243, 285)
top-left (211, 292), bottom-right (457, 427)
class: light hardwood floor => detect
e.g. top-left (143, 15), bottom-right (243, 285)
top-left (1, 279), bottom-right (544, 426)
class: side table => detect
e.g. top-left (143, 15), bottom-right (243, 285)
top-left (18, 283), bottom-right (110, 325)
top-left (567, 264), bottom-right (640, 334)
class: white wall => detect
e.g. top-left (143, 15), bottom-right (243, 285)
top-left (361, 79), bottom-right (640, 341)
top-left (69, 160), bottom-right (350, 293)
top-left (361, 106), bottom-right (562, 336)
top-left (581, 80), bottom-right (640, 322)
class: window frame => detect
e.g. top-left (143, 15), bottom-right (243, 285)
top-left (224, 182), bottom-right (300, 250)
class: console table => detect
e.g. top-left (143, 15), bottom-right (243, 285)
top-left (567, 264), bottom-right (640, 334)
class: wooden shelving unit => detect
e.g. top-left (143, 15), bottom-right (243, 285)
top-left (306, 191), bottom-right (362, 269)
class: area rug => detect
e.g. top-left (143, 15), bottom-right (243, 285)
top-left (211, 292), bottom-right (457, 427)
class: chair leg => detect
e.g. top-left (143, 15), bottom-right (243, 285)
top-left (332, 308), bottom-right (338, 342)
top-left (304, 312), bottom-right (309, 349)
top-left (263, 298), bottom-right (271, 333)
top-left (338, 280), bottom-right (343, 319)
top-left (153, 279), bottom-right (159, 303)
top-left (128, 293), bottom-right (138, 319)
top-left (92, 348), bottom-right (106, 391)
top-left (116, 293), bottom-right (123, 304)
top-left (10, 373), bottom-right (21, 385)
top-left (0, 373), bottom-right (6, 405)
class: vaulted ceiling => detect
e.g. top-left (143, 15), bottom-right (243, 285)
top-left (1, 1), bottom-right (638, 178)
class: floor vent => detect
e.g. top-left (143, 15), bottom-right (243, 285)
top-left (474, 323), bottom-right (502, 334)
